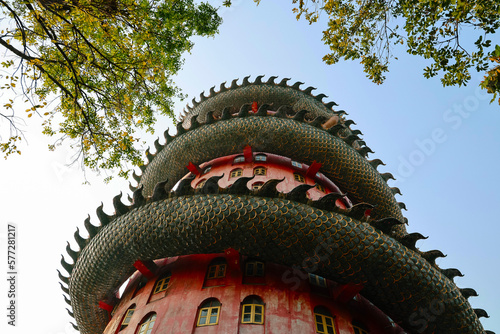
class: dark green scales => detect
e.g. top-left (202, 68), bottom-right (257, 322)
top-left (59, 76), bottom-right (492, 334)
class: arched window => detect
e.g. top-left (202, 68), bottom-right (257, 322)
top-left (203, 166), bottom-right (212, 174)
top-left (314, 306), bottom-right (337, 334)
top-left (137, 313), bottom-right (156, 334)
top-left (252, 182), bottom-right (264, 190)
top-left (253, 167), bottom-right (267, 176)
top-left (197, 299), bottom-right (221, 326)
top-left (352, 320), bottom-right (369, 334)
top-left (241, 296), bottom-right (264, 324)
top-left (207, 257), bottom-right (227, 279)
top-left (234, 156), bottom-right (245, 163)
top-left (291, 160), bottom-right (302, 168)
top-left (245, 260), bottom-right (265, 277)
top-left (255, 154), bottom-right (267, 162)
top-left (118, 304), bottom-right (135, 331)
top-left (294, 173), bottom-right (305, 183)
top-left (153, 272), bottom-right (171, 294)
top-left (230, 168), bottom-right (243, 178)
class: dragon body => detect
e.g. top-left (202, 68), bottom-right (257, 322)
top-left (60, 76), bottom-right (490, 334)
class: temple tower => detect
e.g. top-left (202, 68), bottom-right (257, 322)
top-left (60, 76), bottom-right (492, 334)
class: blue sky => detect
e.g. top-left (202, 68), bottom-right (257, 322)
top-left (1, 1), bottom-right (499, 333)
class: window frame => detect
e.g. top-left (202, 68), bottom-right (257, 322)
top-left (313, 306), bottom-right (337, 334)
top-left (291, 160), bottom-right (302, 168)
top-left (230, 168), bottom-right (243, 178)
top-left (241, 303), bottom-right (264, 324)
top-left (207, 263), bottom-right (227, 279)
top-left (255, 154), bottom-right (267, 162)
top-left (309, 273), bottom-right (327, 288)
top-left (245, 261), bottom-right (265, 277)
top-left (233, 156), bottom-right (245, 164)
top-left (294, 173), bottom-right (305, 183)
top-left (252, 182), bottom-right (264, 190)
top-left (253, 166), bottom-right (267, 176)
top-left (137, 313), bottom-right (156, 334)
top-left (153, 273), bottom-right (171, 294)
top-left (352, 320), bottom-right (369, 334)
top-left (197, 300), bottom-right (221, 327)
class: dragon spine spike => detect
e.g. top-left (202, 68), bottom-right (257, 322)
top-left (370, 217), bottom-right (404, 234)
top-left (460, 288), bottom-right (478, 299)
top-left (73, 227), bottom-right (87, 250)
top-left (60, 282), bottom-right (70, 294)
top-left (278, 78), bottom-right (290, 87)
top-left (285, 184), bottom-right (316, 203)
top-left (96, 203), bottom-right (113, 226)
top-left (221, 107), bottom-right (232, 120)
top-left (57, 269), bottom-right (70, 285)
top-left (311, 191), bottom-right (347, 211)
top-left (254, 178), bottom-right (284, 197)
top-left (174, 176), bottom-right (195, 196)
top-left (228, 176), bottom-right (255, 195)
top-left (242, 75), bottom-right (251, 86)
top-left (63, 294), bottom-right (72, 306)
top-left (132, 170), bottom-right (141, 183)
top-left (266, 76), bottom-right (278, 84)
top-left (127, 194), bottom-right (133, 204)
top-left (66, 242), bottom-right (79, 262)
top-left (344, 119), bottom-right (356, 127)
top-left (254, 75), bottom-right (265, 84)
top-left (238, 103), bottom-right (252, 117)
top-left (275, 105), bottom-right (291, 118)
top-left (326, 124), bottom-right (346, 137)
top-left (368, 159), bottom-right (385, 169)
top-left (380, 172), bottom-right (395, 182)
top-left (324, 101), bottom-right (337, 109)
top-left (400, 232), bottom-right (428, 249)
top-left (199, 91), bottom-right (207, 102)
top-left (348, 203), bottom-right (375, 220)
top-left (230, 78), bottom-right (239, 89)
top-left (441, 268), bottom-right (464, 280)
top-left (154, 138), bottom-right (163, 154)
top-left (66, 308), bottom-right (74, 318)
top-left (344, 134), bottom-right (360, 146)
top-left (351, 129), bottom-right (363, 136)
top-left (70, 323), bottom-right (79, 331)
top-left (113, 193), bottom-right (130, 216)
top-left (145, 147), bottom-right (154, 163)
top-left (189, 115), bottom-right (200, 130)
top-left (129, 182), bottom-right (137, 193)
top-left (422, 250), bottom-right (447, 265)
top-left (84, 216), bottom-right (99, 239)
top-left (391, 187), bottom-right (402, 196)
top-left (398, 202), bottom-right (407, 210)
top-left (356, 146), bottom-right (373, 157)
top-left (132, 185), bottom-right (146, 208)
top-left (200, 175), bottom-right (224, 195)
top-left (314, 93), bottom-right (327, 102)
top-left (164, 128), bottom-right (172, 142)
top-left (204, 111), bottom-right (215, 124)
top-left (176, 122), bottom-right (186, 136)
top-left (474, 309), bottom-right (489, 318)
top-left (191, 96), bottom-right (198, 107)
top-left (152, 179), bottom-right (169, 202)
top-left (256, 103), bottom-right (271, 116)
top-left (308, 115), bottom-right (328, 128)
top-left (303, 86), bottom-right (316, 95)
top-left (219, 81), bottom-right (228, 93)
top-left (292, 109), bottom-right (308, 122)
top-left (61, 255), bottom-right (73, 275)
top-left (209, 86), bottom-right (216, 96)
top-left (485, 331), bottom-right (496, 334)
top-left (291, 81), bottom-right (304, 89)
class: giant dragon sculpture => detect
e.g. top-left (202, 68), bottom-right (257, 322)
top-left (59, 76), bottom-right (493, 334)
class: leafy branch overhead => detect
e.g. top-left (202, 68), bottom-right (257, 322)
top-left (286, 0), bottom-right (499, 101)
top-left (0, 0), bottom-right (221, 178)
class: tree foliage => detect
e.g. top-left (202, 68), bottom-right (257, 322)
top-left (0, 0), bottom-right (221, 179)
top-left (261, 0), bottom-right (500, 103)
